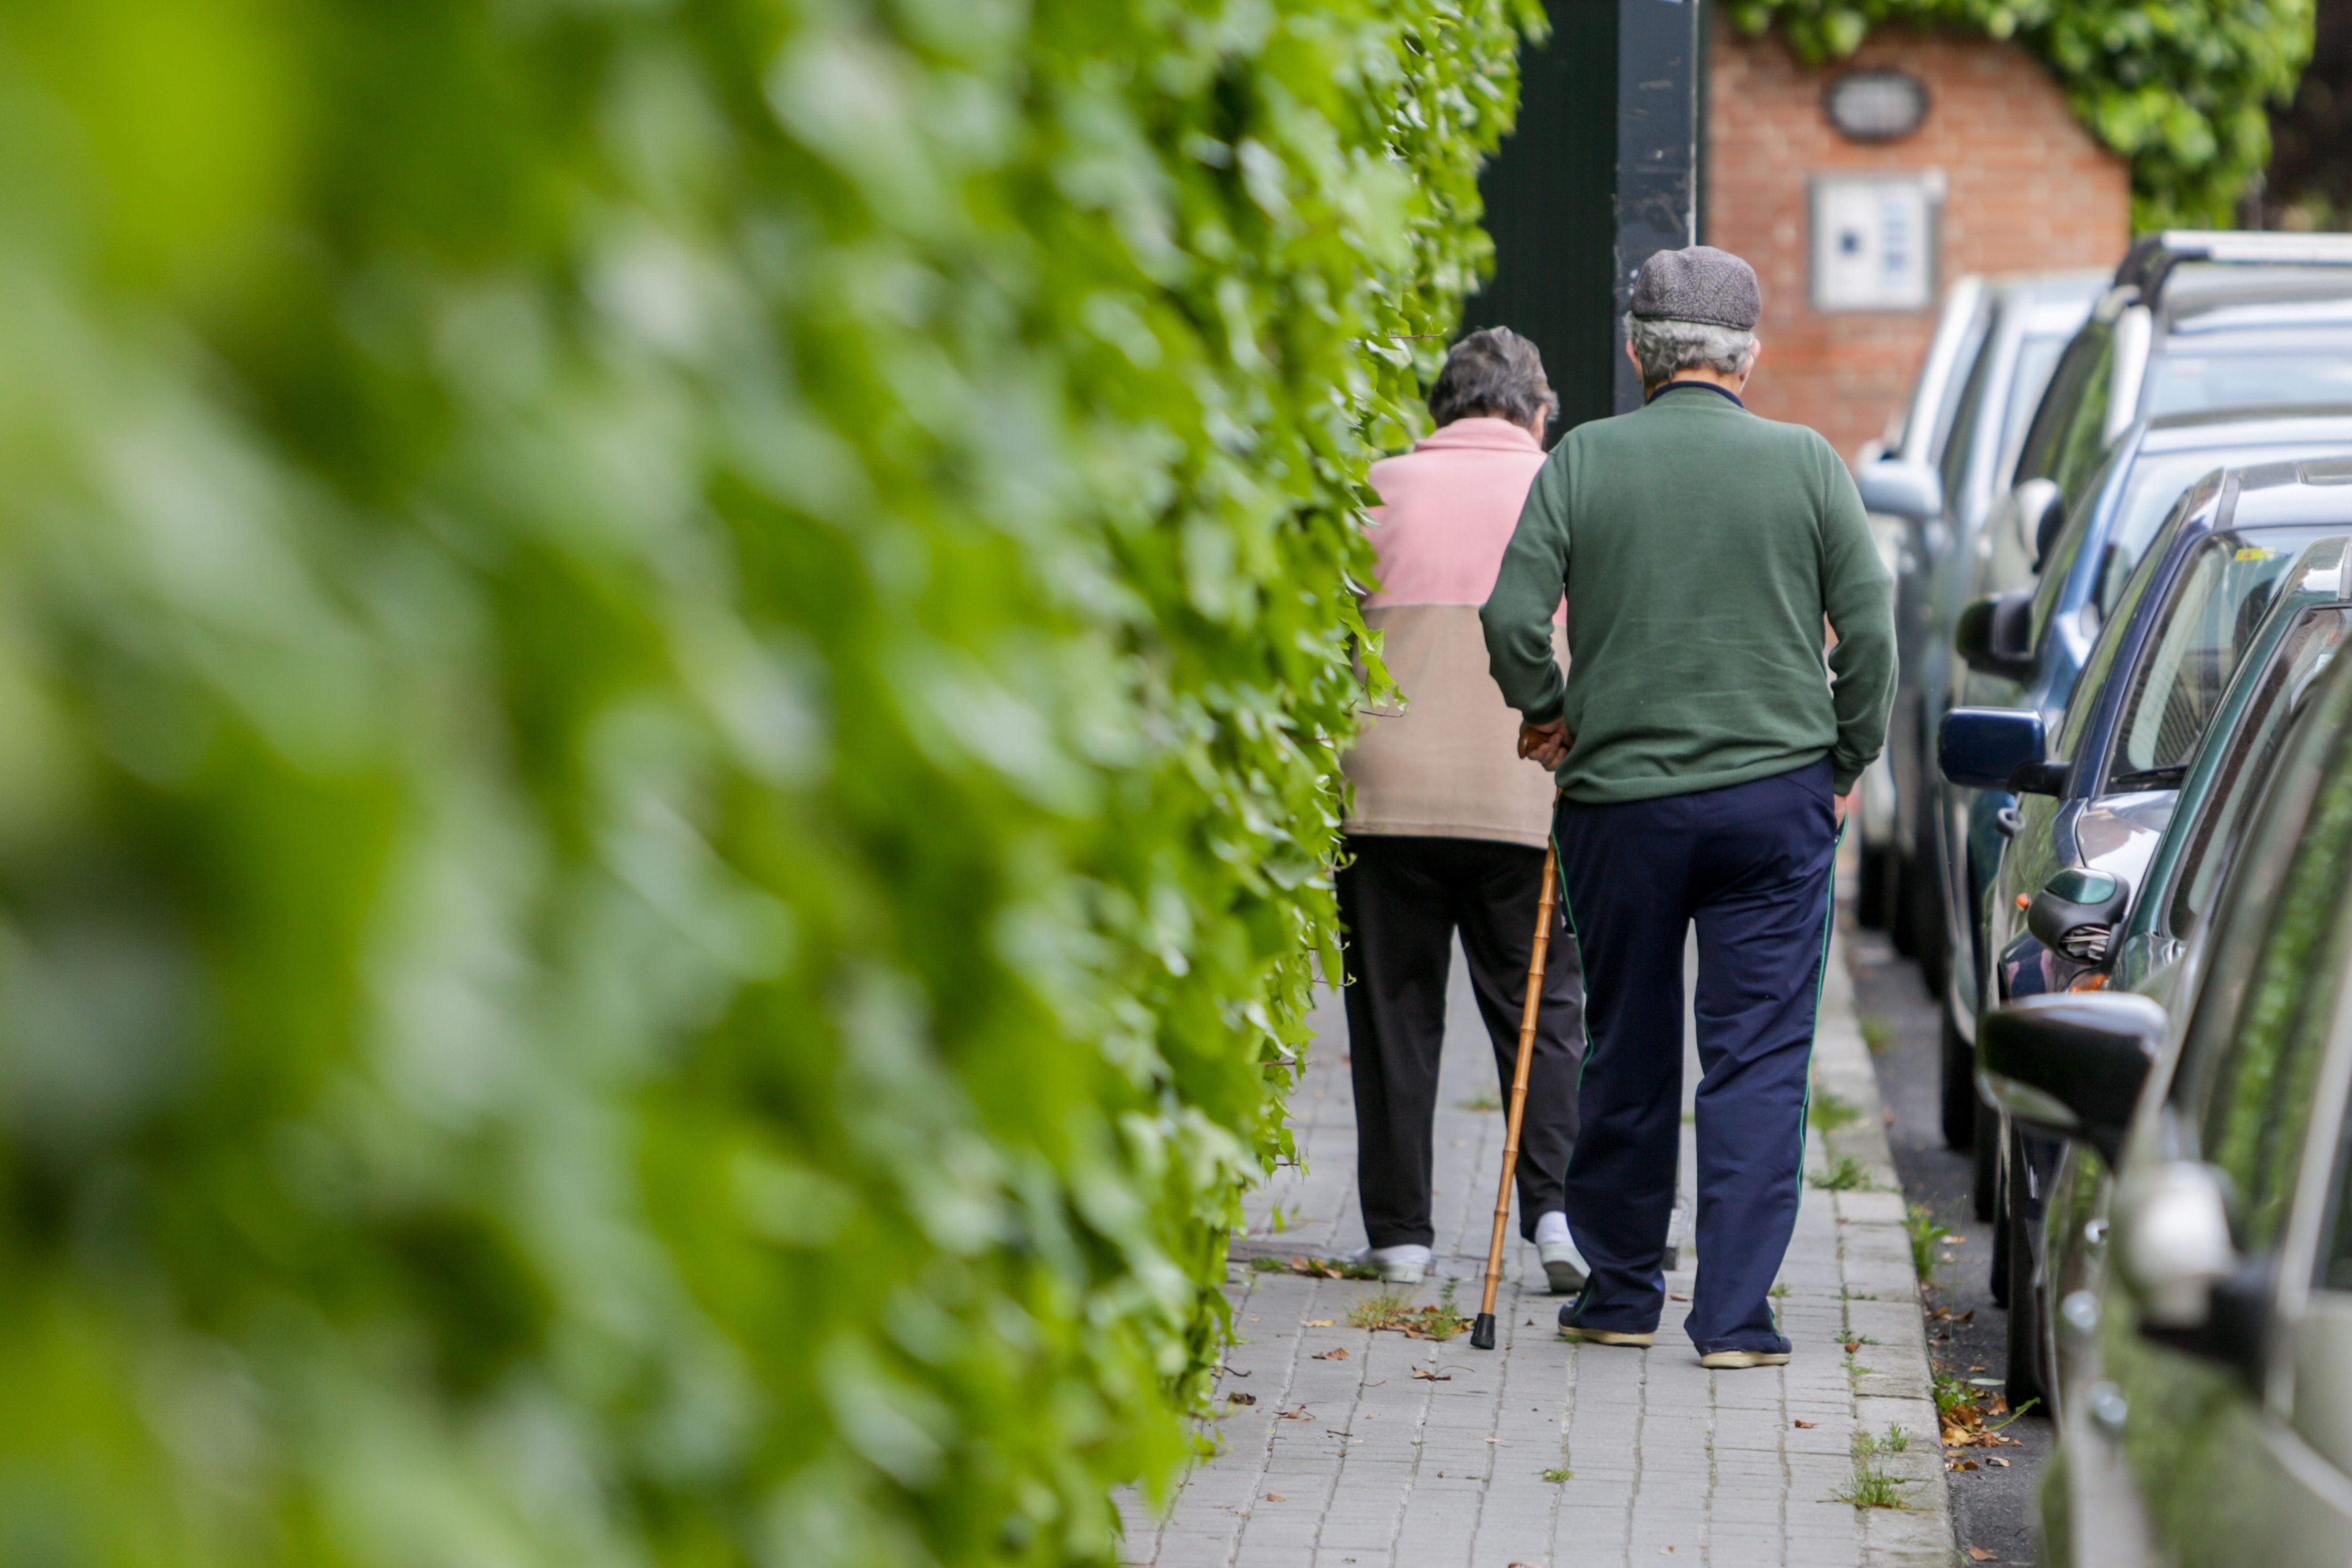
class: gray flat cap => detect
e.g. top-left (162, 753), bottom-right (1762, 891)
top-left (1631, 245), bottom-right (1761, 331)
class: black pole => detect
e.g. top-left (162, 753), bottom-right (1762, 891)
top-left (1613, 0), bottom-right (1703, 413)
top-left (1466, 0), bottom-right (1704, 431)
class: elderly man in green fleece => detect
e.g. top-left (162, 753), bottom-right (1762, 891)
top-left (1479, 245), bottom-right (1894, 1369)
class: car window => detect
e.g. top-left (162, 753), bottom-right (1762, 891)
top-left (2145, 350), bottom-right (2352, 417)
top-left (2172, 661), bottom-right (2352, 1254)
top-left (1939, 333), bottom-right (1996, 514)
top-left (2088, 455), bottom-right (2233, 623)
top-left (2196, 745), bottom-right (2352, 1252)
top-left (1999, 334), bottom-right (2070, 479)
top-left (2166, 605), bottom-right (2352, 940)
top-left (2018, 322), bottom-right (2111, 488)
top-left (2108, 530), bottom-right (2332, 786)
top-left (2055, 538), bottom-right (2166, 761)
top-left (2029, 444), bottom-right (2129, 645)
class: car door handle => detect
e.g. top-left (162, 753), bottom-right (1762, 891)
top-left (1994, 807), bottom-right (2024, 838)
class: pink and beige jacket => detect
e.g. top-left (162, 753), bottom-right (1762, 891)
top-left (1344, 418), bottom-right (1567, 850)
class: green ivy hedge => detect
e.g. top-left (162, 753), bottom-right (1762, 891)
top-left (1728, 0), bottom-right (2315, 228)
top-left (0, 2), bottom-right (1530, 1565)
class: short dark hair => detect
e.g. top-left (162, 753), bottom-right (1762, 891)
top-left (1428, 326), bottom-right (1555, 430)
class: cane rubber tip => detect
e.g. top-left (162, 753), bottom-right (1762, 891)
top-left (1470, 1313), bottom-right (1497, 1350)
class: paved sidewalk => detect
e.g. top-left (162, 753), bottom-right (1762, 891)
top-left (1118, 933), bottom-right (1954, 1568)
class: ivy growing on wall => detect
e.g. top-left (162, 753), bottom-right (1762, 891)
top-left (1727, 0), bottom-right (2316, 228)
top-left (0, 2), bottom-right (1532, 1566)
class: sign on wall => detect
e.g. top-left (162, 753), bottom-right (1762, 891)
top-left (1810, 173), bottom-right (1943, 311)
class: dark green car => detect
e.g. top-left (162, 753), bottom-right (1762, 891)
top-left (1979, 642), bottom-right (2352, 1564)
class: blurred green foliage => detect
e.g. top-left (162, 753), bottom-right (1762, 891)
top-left (0, 1), bottom-right (1533, 1564)
top-left (1729, 0), bottom-right (2314, 228)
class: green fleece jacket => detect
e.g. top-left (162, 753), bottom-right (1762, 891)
top-left (1479, 383), bottom-right (1895, 804)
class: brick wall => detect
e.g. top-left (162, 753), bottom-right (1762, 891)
top-left (1708, 21), bottom-right (2131, 460)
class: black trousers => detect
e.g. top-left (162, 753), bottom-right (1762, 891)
top-left (1552, 758), bottom-right (1836, 1355)
top-left (1336, 834), bottom-right (1584, 1250)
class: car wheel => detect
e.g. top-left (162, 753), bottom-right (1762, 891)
top-left (1911, 834), bottom-right (1948, 998)
top-left (1858, 838), bottom-right (1891, 929)
top-left (1972, 1090), bottom-right (1998, 1222)
top-left (2004, 1130), bottom-right (2050, 1412)
top-left (1939, 1007), bottom-right (1975, 1151)
top-left (1889, 850), bottom-right (1920, 956)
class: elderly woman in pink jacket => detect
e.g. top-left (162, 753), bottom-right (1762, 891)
top-left (1341, 328), bottom-right (1585, 1288)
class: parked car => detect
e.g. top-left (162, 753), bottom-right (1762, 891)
top-left (1935, 411), bottom-right (2352, 1181)
top-left (1944, 461), bottom-right (2352, 1409)
top-left (1986, 533), bottom-right (2352, 1414)
top-left (1971, 636), bottom-right (2352, 1566)
top-left (1927, 233), bottom-right (2352, 1140)
top-left (1856, 271), bottom-right (2103, 984)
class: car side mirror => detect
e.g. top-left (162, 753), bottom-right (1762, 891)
top-left (2026, 867), bottom-right (2131, 964)
top-left (2030, 486), bottom-right (2071, 572)
top-left (1856, 459), bottom-right (1944, 523)
top-left (1978, 991), bottom-right (2163, 1163)
top-left (1939, 707), bottom-right (2062, 793)
top-left (2120, 1159), bottom-right (2269, 1385)
top-left (1953, 588), bottom-right (2036, 681)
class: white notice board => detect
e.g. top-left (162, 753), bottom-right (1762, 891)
top-left (1810, 173), bottom-right (1943, 311)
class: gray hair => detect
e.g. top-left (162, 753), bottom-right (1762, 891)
top-left (1626, 314), bottom-right (1757, 388)
top-left (1429, 326), bottom-right (1556, 430)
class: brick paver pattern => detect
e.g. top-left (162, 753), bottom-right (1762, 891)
top-left (1117, 934), bottom-right (1951, 1568)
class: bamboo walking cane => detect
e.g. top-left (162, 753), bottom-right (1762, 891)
top-left (1470, 837), bottom-right (1559, 1351)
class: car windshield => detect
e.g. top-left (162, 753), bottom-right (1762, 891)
top-left (2166, 603), bottom-right (2352, 939)
top-left (2109, 527), bottom-right (2346, 786)
top-left (2145, 349), bottom-right (2352, 416)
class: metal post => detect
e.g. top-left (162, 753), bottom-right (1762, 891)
top-left (1613, 0), bottom-right (1703, 413)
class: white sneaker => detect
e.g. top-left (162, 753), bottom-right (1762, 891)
top-left (1536, 1241), bottom-right (1588, 1294)
top-left (1351, 1244), bottom-right (1432, 1284)
top-left (1532, 1211), bottom-right (1587, 1294)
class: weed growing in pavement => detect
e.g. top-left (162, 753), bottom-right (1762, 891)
top-left (1810, 1154), bottom-right (1873, 1191)
top-left (1852, 1425), bottom-right (1910, 1459)
top-left (1459, 1092), bottom-right (1502, 1112)
top-left (1264, 1203), bottom-right (1300, 1234)
top-left (1906, 1204), bottom-right (1953, 1285)
top-left (1260, 1255), bottom-right (1381, 1281)
top-left (1347, 1280), bottom-right (1472, 1339)
top-left (1541, 1468), bottom-right (1571, 1483)
top-left (1808, 1090), bottom-right (1862, 1134)
top-left (1769, 1283), bottom-right (1791, 1298)
top-left (1833, 1467), bottom-right (1915, 1509)
top-left (1860, 1015), bottom-right (1893, 1056)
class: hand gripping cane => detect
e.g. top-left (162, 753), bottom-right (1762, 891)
top-left (1470, 837), bottom-right (1559, 1351)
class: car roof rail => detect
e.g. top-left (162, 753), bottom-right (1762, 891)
top-left (2115, 230), bottom-right (2352, 298)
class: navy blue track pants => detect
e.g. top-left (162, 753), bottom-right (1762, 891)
top-left (1553, 757), bottom-right (1837, 1356)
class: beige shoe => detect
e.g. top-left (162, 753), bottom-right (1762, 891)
top-left (1700, 1349), bottom-right (1791, 1369)
top-left (1558, 1326), bottom-right (1655, 1347)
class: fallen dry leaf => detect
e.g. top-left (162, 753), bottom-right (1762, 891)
top-left (1943, 1426), bottom-right (1969, 1446)
top-left (1953, 1460), bottom-right (1979, 1472)
top-left (1280, 1407), bottom-right (1314, 1421)
top-left (1229, 1392), bottom-right (1256, 1406)
top-left (1966, 1549), bottom-right (1999, 1561)
top-left (1303, 1319), bottom-right (1335, 1328)
top-left (1989, 1457), bottom-right (2011, 1468)
top-left (1669, 1292), bottom-right (1692, 1301)
top-left (1843, 1341), bottom-right (1861, 1353)
top-left (1410, 1366), bottom-right (1450, 1381)
top-left (1793, 1419), bottom-right (1817, 1429)
top-left (1264, 1494), bottom-right (1285, 1502)
top-left (1313, 1347), bottom-right (1350, 1361)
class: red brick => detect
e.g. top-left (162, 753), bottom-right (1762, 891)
top-left (1708, 21), bottom-right (2130, 459)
